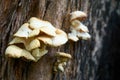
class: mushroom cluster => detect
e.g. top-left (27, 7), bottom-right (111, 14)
top-left (68, 11), bottom-right (91, 41)
top-left (54, 52), bottom-right (72, 72)
top-left (5, 17), bottom-right (68, 62)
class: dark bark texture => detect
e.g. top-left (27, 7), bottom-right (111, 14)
top-left (0, 0), bottom-right (120, 80)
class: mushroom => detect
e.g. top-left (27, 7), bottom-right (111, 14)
top-left (70, 11), bottom-right (87, 21)
top-left (77, 32), bottom-right (91, 40)
top-left (68, 11), bottom-right (91, 41)
top-left (14, 23), bottom-right (32, 38)
top-left (28, 29), bottom-right (40, 37)
top-left (68, 33), bottom-right (79, 42)
top-left (55, 52), bottom-right (72, 59)
top-left (57, 63), bottom-right (64, 72)
top-left (32, 45), bottom-right (48, 62)
top-left (38, 29), bottom-right (68, 47)
top-left (28, 17), bottom-right (56, 36)
top-left (71, 20), bottom-right (89, 32)
top-left (9, 37), bottom-right (40, 51)
top-left (53, 52), bottom-right (72, 72)
top-left (5, 45), bottom-right (36, 61)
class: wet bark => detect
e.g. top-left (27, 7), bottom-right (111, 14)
top-left (0, 0), bottom-right (120, 80)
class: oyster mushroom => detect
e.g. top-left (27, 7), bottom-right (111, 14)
top-left (77, 32), bottom-right (91, 40)
top-left (70, 11), bottom-right (87, 21)
top-left (71, 20), bottom-right (89, 32)
top-left (5, 45), bottom-right (35, 61)
top-left (28, 29), bottom-right (40, 37)
top-left (38, 29), bottom-right (68, 47)
top-left (68, 11), bottom-right (91, 41)
top-left (29, 17), bottom-right (56, 36)
top-left (32, 45), bottom-right (48, 62)
top-left (9, 37), bottom-right (40, 51)
top-left (53, 52), bottom-right (71, 72)
top-left (14, 23), bottom-right (32, 38)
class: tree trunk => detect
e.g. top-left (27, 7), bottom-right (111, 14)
top-left (0, 0), bottom-right (120, 80)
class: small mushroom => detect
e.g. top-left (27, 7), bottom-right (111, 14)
top-left (71, 20), bottom-right (89, 32)
top-left (5, 45), bottom-right (36, 61)
top-left (58, 63), bottom-right (64, 72)
top-left (68, 33), bottom-right (79, 42)
top-left (38, 29), bottom-right (68, 47)
top-left (68, 11), bottom-right (91, 41)
top-left (26, 39), bottom-right (40, 51)
top-left (14, 23), bottom-right (32, 38)
top-left (70, 11), bottom-right (87, 21)
top-left (55, 52), bottom-right (72, 59)
top-left (53, 52), bottom-right (72, 72)
top-left (77, 32), bottom-right (91, 40)
top-left (28, 17), bottom-right (56, 36)
top-left (9, 37), bottom-right (40, 51)
top-left (40, 26), bottom-right (56, 37)
top-left (32, 46), bottom-right (48, 62)
top-left (28, 29), bottom-right (40, 37)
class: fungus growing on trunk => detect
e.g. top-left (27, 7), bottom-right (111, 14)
top-left (68, 11), bottom-right (91, 41)
top-left (5, 17), bottom-right (68, 62)
top-left (53, 52), bottom-right (72, 72)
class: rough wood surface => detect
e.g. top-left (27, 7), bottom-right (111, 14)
top-left (0, 0), bottom-right (120, 80)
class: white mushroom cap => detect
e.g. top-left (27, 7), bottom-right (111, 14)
top-left (52, 29), bottom-right (68, 46)
top-left (9, 37), bottom-right (40, 51)
top-left (70, 11), bottom-right (87, 21)
top-left (9, 37), bottom-right (25, 45)
top-left (32, 46), bottom-right (48, 62)
top-left (28, 17), bottom-right (44, 29)
top-left (14, 23), bottom-right (32, 38)
top-left (28, 29), bottom-right (40, 37)
top-left (38, 29), bottom-right (68, 47)
top-left (77, 32), bottom-right (91, 40)
top-left (68, 33), bottom-right (79, 42)
top-left (40, 26), bottom-right (56, 36)
top-left (71, 20), bottom-right (89, 32)
top-left (5, 45), bottom-right (35, 61)
top-left (55, 52), bottom-right (72, 59)
top-left (26, 39), bottom-right (40, 51)
top-left (58, 63), bottom-right (64, 72)
top-left (37, 36), bottom-right (53, 45)
top-left (29, 17), bottom-right (56, 36)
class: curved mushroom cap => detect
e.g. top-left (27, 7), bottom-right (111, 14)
top-left (29, 17), bottom-right (56, 36)
top-left (52, 29), bottom-right (68, 46)
top-left (70, 11), bottom-right (87, 21)
top-left (37, 36), bottom-right (52, 45)
top-left (58, 63), bottom-right (64, 72)
top-left (71, 20), bottom-right (89, 32)
top-left (9, 37), bottom-right (40, 51)
top-left (77, 32), bottom-right (91, 40)
top-left (14, 23), bottom-right (32, 38)
top-left (28, 29), bottom-right (40, 37)
top-left (55, 52), bottom-right (72, 59)
top-left (32, 47), bottom-right (48, 62)
top-left (38, 29), bottom-right (68, 47)
top-left (68, 33), bottom-right (79, 42)
top-left (5, 45), bottom-right (35, 61)
top-left (40, 26), bottom-right (56, 36)
top-left (9, 37), bottom-right (25, 45)
top-left (26, 39), bottom-right (40, 51)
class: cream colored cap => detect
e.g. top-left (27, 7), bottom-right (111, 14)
top-left (9, 37), bottom-right (40, 51)
top-left (70, 11), bottom-right (87, 21)
top-left (38, 29), bottom-right (68, 47)
top-left (14, 23), bottom-right (32, 38)
top-left (77, 32), bottom-right (91, 40)
top-left (55, 52), bottom-right (72, 59)
top-left (29, 17), bottom-right (56, 36)
top-left (5, 45), bottom-right (35, 61)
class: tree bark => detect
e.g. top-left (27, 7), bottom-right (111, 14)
top-left (0, 0), bottom-right (120, 80)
